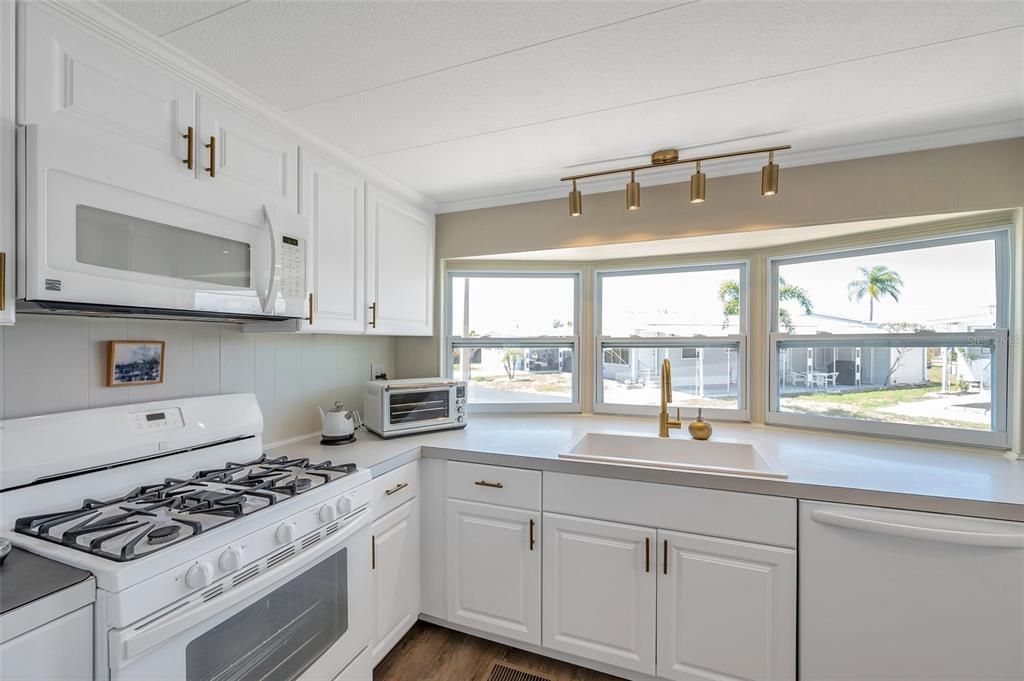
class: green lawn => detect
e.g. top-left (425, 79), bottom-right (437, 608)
top-left (781, 383), bottom-right (986, 430)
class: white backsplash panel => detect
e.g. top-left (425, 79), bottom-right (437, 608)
top-left (0, 316), bottom-right (395, 444)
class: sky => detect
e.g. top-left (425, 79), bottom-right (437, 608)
top-left (450, 238), bottom-right (999, 338)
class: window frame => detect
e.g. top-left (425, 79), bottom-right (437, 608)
top-left (765, 227), bottom-right (1012, 448)
top-left (444, 269), bottom-right (582, 413)
top-left (593, 261), bottom-right (751, 420)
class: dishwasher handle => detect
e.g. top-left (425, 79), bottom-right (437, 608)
top-left (810, 508), bottom-right (1024, 548)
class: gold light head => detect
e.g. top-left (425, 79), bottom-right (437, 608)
top-left (690, 160), bottom-right (706, 204)
top-left (626, 171), bottom-right (640, 211)
top-left (761, 151), bottom-right (779, 196)
top-left (568, 180), bottom-right (582, 217)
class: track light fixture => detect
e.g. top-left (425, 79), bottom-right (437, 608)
top-left (690, 160), bottom-right (706, 204)
top-left (563, 144), bottom-right (788, 217)
top-left (626, 171), bottom-right (640, 211)
top-left (761, 151), bottom-right (779, 196)
top-left (568, 180), bottom-right (582, 217)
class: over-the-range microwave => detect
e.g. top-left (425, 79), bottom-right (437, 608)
top-left (364, 378), bottom-right (467, 438)
top-left (16, 125), bottom-right (310, 322)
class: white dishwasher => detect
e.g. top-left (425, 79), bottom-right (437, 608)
top-left (800, 501), bottom-right (1024, 681)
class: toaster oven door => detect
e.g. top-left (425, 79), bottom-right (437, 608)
top-left (386, 387), bottom-right (453, 432)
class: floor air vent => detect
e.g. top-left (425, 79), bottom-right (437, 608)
top-left (485, 663), bottom-right (552, 681)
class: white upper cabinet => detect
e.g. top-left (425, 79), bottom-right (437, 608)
top-left (20, 2), bottom-right (196, 190)
top-left (365, 185), bottom-right (434, 336)
top-left (542, 513), bottom-right (657, 676)
top-left (657, 529), bottom-right (796, 681)
top-left (1, 0), bottom-right (14, 324)
top-left (298, 151), bottom-right (365, 333)
top-left (196, 95), bottom-right (298, 216)
top-left (446, 498), bottom-right (540, 645)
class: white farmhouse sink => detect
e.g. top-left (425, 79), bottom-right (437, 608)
top-left (561, 432), bottom-right (787, 479)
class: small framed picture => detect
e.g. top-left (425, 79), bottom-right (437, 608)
top-left (107, 341), bottom-right (165, 387)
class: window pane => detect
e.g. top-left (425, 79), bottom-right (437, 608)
top-left (601, 344), bottom-right (740, 409)
top-left (452, 345), bottom-right (574, 404)
top-left (450, 276), bottom-right (575, 337)
top-left (776, 341), bottom-right (995, 431)
top-left (775, 238), bottom-right (997, 333)
top-left (600, 267), bottom-right (743, 336)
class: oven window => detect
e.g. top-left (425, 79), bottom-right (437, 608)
top-left (76, 205), bottom-right (251, 288)
top-left (389, 389), bottom-right (450, 424)
top-left (185, 549), bottom-right (348, 681)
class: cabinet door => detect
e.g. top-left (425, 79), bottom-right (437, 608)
top-left (542, 513), bottom-right (656, 675)
top-left (197, 95), bottom-right (298, 217)
top-left (657, 529), bottom-right (796, 681)
top-left (1, 0), bottom-right (14, 323)
top-left (446, 499), bottom-right (540, 645)
top-left (0, 605), bottom-right (93, 680)
top-left (365, 185), bottom-right (434, 336)
top-left (372, 499), bottom-right (420, 664)
top-left (20, 3), bottom-right (196, 187)
top-left (300, 151), bottom-right (365, 333)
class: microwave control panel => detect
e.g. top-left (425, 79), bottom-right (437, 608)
top-left (279, 235), bottom-right (307, 299)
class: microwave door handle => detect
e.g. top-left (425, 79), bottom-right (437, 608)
top-left (259, 205), bottom-right (281, 314)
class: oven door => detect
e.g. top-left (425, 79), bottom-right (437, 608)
top-left (108, 511), bottom-right (371, 681)
top-left (19, 125), bottom-right (308, 319)
top-left (385, 384), bottom-right (456, 433)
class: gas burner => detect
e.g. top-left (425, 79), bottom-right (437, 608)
top-left (147, 525), bottom-right (181, 545)
top-left (14, 454), bottom-right (359, 562)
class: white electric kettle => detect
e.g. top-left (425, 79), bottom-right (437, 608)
top-left (319, 401), bottom-right (362, 445)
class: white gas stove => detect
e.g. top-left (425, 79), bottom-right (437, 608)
top-left (0, 394), bottom-right (372, 681)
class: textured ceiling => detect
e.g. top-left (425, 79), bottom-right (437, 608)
top-left (104, 0), bottom-right (1024, 210)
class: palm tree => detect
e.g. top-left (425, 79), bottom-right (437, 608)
top-left (719, 277), bottom-right (812, 332)
top-left (847, 265), bottom-right (903, 321)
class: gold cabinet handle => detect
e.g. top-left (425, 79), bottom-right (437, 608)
top-left (384, 482), bottom-right (408, 496)
top-left (529, 518), bottom-right (536, 551)
top-left (663, 539), bottom-right (668, 575)
top-left (645, 537), bottom-right (650, 573)
top-left (306, 292), bottom-right (314, 325)
top-left (369, 302), bottom-right (377, 328)
top-left (474, 480), bottom-right (503, 489)
top-left (0, 251), bottom-right (5, 312)
top-left (182, 126), bottom-right (194, 170)
top-left (371, 534), bottom-right (376, 570)
top-left (205, 135), bottom-right (216, 177)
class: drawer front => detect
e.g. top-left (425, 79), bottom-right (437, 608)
top-left (544, 472), bottom-right (795, 548)
top-left (372, 460), bottom-right (419, 520)
top-left (446, 461), bottom-right (541, 511)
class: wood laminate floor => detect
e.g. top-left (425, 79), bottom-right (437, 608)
top-left (374, 622), bottom-right (626, 681)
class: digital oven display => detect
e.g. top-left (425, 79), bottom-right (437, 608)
top-left (146, 412), bottom-right (165, 422)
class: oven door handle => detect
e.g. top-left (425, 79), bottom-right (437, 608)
top-left (109, 507), bottom-right (370, 669)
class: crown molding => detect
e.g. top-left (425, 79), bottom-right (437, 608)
top-left (33, 0), bottom-right (437, 213)
top-left (436, 120), bottom-right (1024, 214)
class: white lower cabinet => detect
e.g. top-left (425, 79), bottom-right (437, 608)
top-left (542, 513), bottom-right (657, 675)
top-left (657, 529), bottom-right (796, 681)
top-left (446, 498), bottom-right (540, 645)
top-left (372, 498), bottom-right (420, 664)
top-left (0, 605), bottom-right (93, 681)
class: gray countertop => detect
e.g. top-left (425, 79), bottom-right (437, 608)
top-left (269, 414), bottom-right (1024, 522)
top-left (0, 546), bottom-right (92, 616)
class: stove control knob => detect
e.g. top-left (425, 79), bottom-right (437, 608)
top-left (185, 561), bottom-right (215, 589)
top-left (218, 547), bottom-right (244, 572)
top-left (318, 504), bottom-right (338, 523)
top-left (274, 522), bottom-right (297, 545)
top-left (335, 495), bottom-right (353, 516)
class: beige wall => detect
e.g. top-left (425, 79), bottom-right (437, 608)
top-left (395, 140), bottom-right (1024, 445)
top-left (1, 316), bottom-right (395, 445)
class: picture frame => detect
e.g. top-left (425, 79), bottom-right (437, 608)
top-left (107, 340), bottom-right (166, 387)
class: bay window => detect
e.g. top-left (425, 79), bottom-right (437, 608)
top-left (767, 228), bottom-right (1011, 447)
top-left (594, 263), bottom-right (748, 418)
top-left (446, 272), bottom-right (580, 411)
